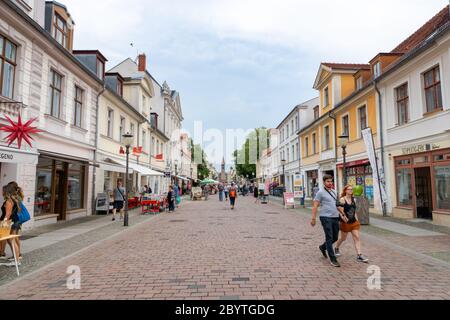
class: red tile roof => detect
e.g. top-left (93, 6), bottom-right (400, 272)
top-left (391, 5), bottom-right (449, 53)
top-left (322, 63), bottom-right (370, 70)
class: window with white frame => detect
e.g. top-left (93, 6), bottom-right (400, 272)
top-left (119, 117), bottom-right (125, 142)
top-left (373, 62), bottom-right (381, 78)
top-left (395, 83), bottom-right (409, 125)
top-left (107, 109), bottom-right (114, 138)
top-left (324, 87), bottom-right (329, 107)
top-left (0, 35), bottom-right (17, 99)
top-left (323, 126), bottom-right (330, 150)
top-left (49, 69), bottom-right (63, 118)
top-left (73, 86), bottom-right (83, 127)
top-left (305, 137), bottom-right (309, 157)
top-left (342, 114), bottom-right (349, 136)
top-left (423, 66), bottom-right (442, 113)
top-left (358, 105), bottom-right (368, 136)
top-left (312, 133), bottom-right (317, 154)
top-left (142, 130), bottom-right (146, 152)
top-left (356, 76), bottom-right (363, 90)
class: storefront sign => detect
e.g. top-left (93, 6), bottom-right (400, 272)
top-left (402, 143), bottom-right (440, 155)
top-left (0, 148), bottom-right (38, 164)
top-left (96, 193), bottom-right (110, 212)
top-left (293, 174), bottom-right (303, 199)
top-left (284, 192), bottom-right (295, 208)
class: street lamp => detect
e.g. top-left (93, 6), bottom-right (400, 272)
top-left (122, 132), bottom-right (134, 227)
top-left (281, 159), bottom-right (286, 190)
top-left (339, 134), bottom-right (349, 187)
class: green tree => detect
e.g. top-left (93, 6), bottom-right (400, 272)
top-left (233, 127), bottom-right (269, 179)
top-left (190, 140), bottom-right (210, 180)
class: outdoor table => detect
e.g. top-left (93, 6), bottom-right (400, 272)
top-left (0, 235), bottom-right (21, 276)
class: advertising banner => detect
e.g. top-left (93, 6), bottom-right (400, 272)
top-left (362, 128), bottom-right (387, 213)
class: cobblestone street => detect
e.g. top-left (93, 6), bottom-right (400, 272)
top-left (0, 196), bottom-right (449, 300)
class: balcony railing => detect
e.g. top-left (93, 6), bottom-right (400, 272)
top-left (0, 97), bottom-right (26, 118)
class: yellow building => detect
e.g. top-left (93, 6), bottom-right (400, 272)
top-left (299, 63), bottom-right (371, 199)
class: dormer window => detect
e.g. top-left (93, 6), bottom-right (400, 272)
top-left (314, 106), bottom-right (319, 120)
top-left (373, 62), bottom-right (381, 78)
top-left (96, 58), bottom-right (104, 80)
top-left (117, 79), bottom-right (123, 97)
top-left (150, 113), bottom-right (158, 129)
top-left (356, 76), bottom-right (363, 90)
top-left (53, 13), bottom-right (67, 48)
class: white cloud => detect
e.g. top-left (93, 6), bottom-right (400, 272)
top-left (67, 0), bottom-right (449, 64)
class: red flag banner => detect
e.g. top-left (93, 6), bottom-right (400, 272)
top-left (155, 154), bottom-right (164, 161)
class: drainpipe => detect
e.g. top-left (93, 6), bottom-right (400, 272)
top-left (92, 84), bottom-right (106, 215)
top-left (374, 81), bottom-right (388, 217)
top-left (328, 111), bottom-right (339, 194)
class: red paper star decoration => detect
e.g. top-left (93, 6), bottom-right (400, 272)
top-left (0, 114), bottom-right (42, 149)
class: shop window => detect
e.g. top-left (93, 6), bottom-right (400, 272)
top-left (396, 159), bottom-right (411, 166)
top-left (67, 163), bottom-right (84, 211)
top-left (396, 168), bottom-right (412, 206)
top-left (435, 166), bottom-right (450, 210)
top-left (34, 158), bottom-right (53, 216)
top-left (434, 153), bottom-right (450, 162)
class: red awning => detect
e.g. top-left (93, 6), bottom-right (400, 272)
top-left (336, 159), bottom-right (369, 168)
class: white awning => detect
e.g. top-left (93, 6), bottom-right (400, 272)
top-left (98, 161), bottom-right (127, 173)
top-left (109, 159), bottom-right (164, 176)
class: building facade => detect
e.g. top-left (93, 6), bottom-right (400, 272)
top-left (377, 8), bottom-right (450, 225)
top-left (1, 0), bottom-right (104, 229)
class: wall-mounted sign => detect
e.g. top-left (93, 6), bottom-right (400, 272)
top-left (402, 143), bottom-right (440, 155)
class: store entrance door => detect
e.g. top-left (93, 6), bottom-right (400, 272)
top-left (54, 164), bottom-right (68, 221)
top-left (414, 167), bottom-right (433, 220)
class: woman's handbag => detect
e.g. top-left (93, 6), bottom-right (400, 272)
top-left (18, 202), bottom-right (31, 224)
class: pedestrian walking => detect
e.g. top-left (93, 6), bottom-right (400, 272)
top-left (173, 184), bottom-right (180, 208)
top-left (311, 174), bottom-right (341, 267)
top-left (218, 183), bottom-right (225, 202)
top-left (254, 185), bottom-right (259, 204)
top-left (0, 182), bottom-right (25, 265)
top-left (224, 185), bottom-right (229, 201)
top-left (229, 182), bottom-right (238, 210)
top-left (112, 180), bottom-right (125, 221)
top-left (334, 185), bottom-right (369, 263)
top-left (167, 186), bottom-right (175, 212)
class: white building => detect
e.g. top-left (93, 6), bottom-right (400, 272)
top-left (276, 97), bottom-right (319, 194)
top-left (377, 12), bottom-right (450, 226)
top-left (0, 0), bottom-right (104, 228)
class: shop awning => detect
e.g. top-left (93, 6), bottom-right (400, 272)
top-left (109, 159), bottom-right (164, 177)
top-left (175, 175), bottom-right (190, 181)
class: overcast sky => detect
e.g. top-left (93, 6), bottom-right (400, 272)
top-left (66, 0), bottom-right (448, 166)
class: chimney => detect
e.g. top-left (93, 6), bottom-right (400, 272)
top-left (138, 54), bottom-right (147, 72)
